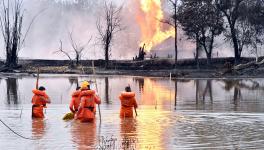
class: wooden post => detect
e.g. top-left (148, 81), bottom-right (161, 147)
top-left (93, 64), bottom-right (101, 122)
top-left (134, 108), bottom-right (138, 116)
top-left (36, 68), bottom-right (40, 89)
top-left (33, 68), bottom-right (40, 117)
top-left (95, 79), bottom-right (102, 122)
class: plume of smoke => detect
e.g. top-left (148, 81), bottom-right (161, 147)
top-left (0, 0), bottom-right (239, 60)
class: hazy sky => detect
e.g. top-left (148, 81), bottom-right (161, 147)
top-left (0, 0), bottom-right (259, 60)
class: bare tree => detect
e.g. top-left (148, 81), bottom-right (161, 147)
top-left (96, 1), bottom-right (122, 68)
top-left (55, 40), bottom-right (74, 68)
top-left (0, 0), bottom-right (23, 68)
top-left (54, 32), bottom-right (91, 68)
top-left (0, 0), bottom-right (43, 68)
top-left (68, 32), bottom-right (91, 66)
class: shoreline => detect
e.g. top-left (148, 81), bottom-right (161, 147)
top-left (1, 57), bottom-right (264, 79)
top-left (0, 68), bottom-right (263, 79)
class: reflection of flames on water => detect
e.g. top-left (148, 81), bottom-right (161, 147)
top-left (140, 78), bottom-right (174, 106)
top-left (136, 0), bottom-right (175, 52)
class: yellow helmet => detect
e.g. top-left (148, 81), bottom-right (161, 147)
top-left (81, 81), bottom-right (90, 89)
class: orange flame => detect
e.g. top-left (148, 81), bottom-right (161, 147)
top-left (136, 0), bottom-right (175, 52)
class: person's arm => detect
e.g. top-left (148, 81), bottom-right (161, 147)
top-left (94, 95), bottom-right (101, 104)
top-left (46, 98), bottom-right (51, 103)
top-left (44, 94), bottom-right (51, 103)
top-left (69, 98), bottom-right (75, 113)
top-left (133, 98), bottom-right (138, 109)
top-left (39, 96), bottom-right (49, 106)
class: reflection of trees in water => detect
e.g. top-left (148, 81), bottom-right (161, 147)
top-left (194, 80), bottom-right (214, 110)
top-left (222, 80), bottom-right (244, 110)
top-left (193, 79), bottom-right (264, 110)
top-left (221, 79), bottom-right (264, 101)
top-left (133, 78), bottom-right (144, 93)
top-left (223, 80), bottom-right (243, 102)
top-left (202, 80), bottom-right (213, 102)
top-left (174, 80), bottom-right (177, 110)
top-left (105, 77), bottom-right (110, 104)
top-left (175, 79), bottom-right (192, 107)
top-left (195, 80), bottom-right (213, 102)
top-left (221, 79), bottom-right (264, 110)
top-left (222, 79), bottom-right (262, 91)
top-left (196, 80), bottom-right (200, 103)
top-left (6, 78), bottom-right (18, 104)
top-left (68, 77), bottom-right (79, 88)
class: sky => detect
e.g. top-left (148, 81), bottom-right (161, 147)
top-left (0, 0), bottom-right (260, 60)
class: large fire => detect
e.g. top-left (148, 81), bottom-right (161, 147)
top-left (136, 0), bottom-right (175, 52)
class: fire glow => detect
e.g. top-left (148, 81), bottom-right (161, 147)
top-left (136, 0), bottom-right (175, 52)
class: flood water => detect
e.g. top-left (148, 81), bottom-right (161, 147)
top-left (1, 74), bottom-right (264, 149)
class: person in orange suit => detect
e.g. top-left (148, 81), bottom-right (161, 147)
top-left (119, 86), bottom-right (138, 118)
top-left (69, 87), bottom-right (81, 114)
top-left (75, 81), bottom-right (101, 122)
top-left (32, 86), bottom-right (50, 118)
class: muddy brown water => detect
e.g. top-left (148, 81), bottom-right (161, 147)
top-left (1, 74), bottom-right (264, 149)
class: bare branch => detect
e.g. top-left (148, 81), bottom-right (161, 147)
top-left (160, 19), bottom-right (174, 27)
top-left (54, 40), bottom-right (73, 61)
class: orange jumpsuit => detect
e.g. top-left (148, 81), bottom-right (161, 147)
top-left (119, 92), bottom-right (138, 118)
top-left (32, 89), bottom-right (50, 118)
top-left (69, 90), bottom-right (81, 113)
top-left (75, 90), bottom-right (101, 122)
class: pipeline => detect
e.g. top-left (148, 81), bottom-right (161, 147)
top-left (0, 118), bottom-right (36, 140)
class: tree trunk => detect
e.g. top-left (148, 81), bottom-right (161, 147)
top-left (105, 44), bottom-right (109, 68)
top-left (174, 5), bottom-right (177, 66)
top-left (76, 55), bottom-right (79, 66)
top-left (255, 38), bottom-right (259, 62)
top-left (195, 37), bottom-right (200, 69)
top-left (174, 26), bottom-right (177, 65)
top-left (255, 47), bottom-right (259, 62)
top-left (206, 52), bottom-right (212, 66)
top-left (6, 50), bottom-right (18, 67)
top-left (230, 25), bottom-right (241, 64)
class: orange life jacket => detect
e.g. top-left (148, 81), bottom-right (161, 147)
top-left (76, 90), bottom-right (101, 122)
top-left (69, 90), bottom-right (81, 112)
top-left (32, 89), bottom-right (50, 118)
top-left (119, 92), bottom-right (138, 118)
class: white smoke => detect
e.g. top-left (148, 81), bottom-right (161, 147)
top-left (0, 0), bottom-right (253, 61)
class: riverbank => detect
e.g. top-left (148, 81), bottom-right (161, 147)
top-left (0, 57), bottom-right (264, 78)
